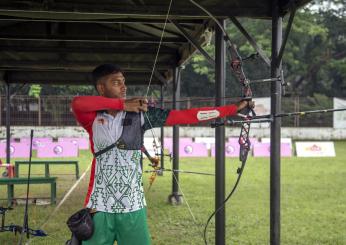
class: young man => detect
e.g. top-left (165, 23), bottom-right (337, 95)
top-left (71, 64), bottom-right (253, 245)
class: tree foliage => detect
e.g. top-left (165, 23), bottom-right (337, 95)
top-left (187, 0), bottom-right (346, 99)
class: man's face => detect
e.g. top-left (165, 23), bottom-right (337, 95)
top-left (97, 72), bottom-right (127, 99)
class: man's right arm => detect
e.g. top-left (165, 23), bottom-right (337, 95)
top-left (71, 96), bottom-right (125, 130)
top-left (71, 96), bottom-right (147, 129)
top-left (72, 96), bottom-right (125, 113)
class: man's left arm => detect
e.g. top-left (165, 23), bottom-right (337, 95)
top-left (143, 104), bottom-right (242, 131)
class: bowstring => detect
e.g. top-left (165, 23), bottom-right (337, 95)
top-left (143, 0), bottom-right (200, 236)
top-left (172, 173), bottom-right (204, 238)
top-left (188, 1), bottom-right (254, 244)
top-left (144, 0), bottom-right (173, 168)
top-left (145, 0), bottom-right (173, 98)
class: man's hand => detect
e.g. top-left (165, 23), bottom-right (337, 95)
top-left (124, 98), bottom-right (148, 112)
top-left (236, 100), bottom-right (255, 112)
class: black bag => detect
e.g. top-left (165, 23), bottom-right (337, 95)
top-left (65, 234), bottom-right (81, 245)
top-left (66, 208), bottom-right (94, 241)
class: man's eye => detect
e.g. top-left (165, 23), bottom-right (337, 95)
top-left (113, 80), bottom-right (125, 85)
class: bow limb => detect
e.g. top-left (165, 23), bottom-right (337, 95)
top-left (145, 0), bottom-right (173, 98)
top-left (187, 1), bottom-right (254, 244)
top-left (189, 0), bottom-right (231, 43)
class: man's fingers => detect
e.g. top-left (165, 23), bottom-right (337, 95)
top-left (138, 99), bottom-right (148, 106)
top-left (124, 98), bottom-right (149, 112)
top-left (140, 104), bottom-right (148, 112)
top-left (138, 99), bottom-right (148, 112)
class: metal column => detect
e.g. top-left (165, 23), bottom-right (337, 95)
top-left (270, 2), bottom-right (283, 245)
top-left (5, 83), bottom-right (11, 164)
top-left (168, 67), bottom-right (182, 204)
top-left (160, 84), bottom-right (165, 174)
top-left (215, 19), bottom-right (226, 245)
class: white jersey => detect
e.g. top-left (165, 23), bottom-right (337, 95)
top-left (86, 111), bottom-right (146, 213)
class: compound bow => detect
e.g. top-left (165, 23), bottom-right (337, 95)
top-left (0, 207), bottom-right (47, 239)
top-left (187, 1), bottom-right (258, 244)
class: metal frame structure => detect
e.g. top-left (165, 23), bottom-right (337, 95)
top-left (270, 2), bottom-right (283, 243)
top-left (0, 1), bottom-right (311, 244)
top-left (214, 19), bottom-right (226, 244)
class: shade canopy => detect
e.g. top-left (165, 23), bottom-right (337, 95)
top-left (0, 0), bottom-right (311, 85)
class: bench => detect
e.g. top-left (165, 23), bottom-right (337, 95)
top-left (0, 177), bottom-right (57, 206)
top-left (15, 161), bottom-right (79, 179)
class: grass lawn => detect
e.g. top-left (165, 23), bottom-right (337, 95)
top-left (0, 141), bottom-right (345, 245)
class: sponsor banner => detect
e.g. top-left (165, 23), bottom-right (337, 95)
top-left (179, 143), bottom-right (208, 157)
top-left (58, 137), bottom-right (89, 150)
top-left (20, 137), bottom-right (53, 150)
top-left (253, 143), bottom-right (292, 157)
top-left (37, 142), bottom-right (78, 158)
top-left (163, 138), bottom-right (173, 154)
top-left (162, 137), bottom-right (193, 154)
top-left (0, 143), bottom-right (30, 158)
top-left (295, 142), bottom-right (335, 157)
top-left (163, 137), bottom-right (193, 144)
top-left (211, 142), bottom-right (239, 157)
top-left (228, 137), bottom-right (258, 149)
top-left (333, 98), bottom-right (346, 128)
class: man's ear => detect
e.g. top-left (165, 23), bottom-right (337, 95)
top-left (96, 82), bottom-right (104, 96)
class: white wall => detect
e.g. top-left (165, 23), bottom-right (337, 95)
top-left (1, 126), bottom-right (346, 140)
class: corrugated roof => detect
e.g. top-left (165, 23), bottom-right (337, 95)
top-left (0, 0), bottom-right (312, 85)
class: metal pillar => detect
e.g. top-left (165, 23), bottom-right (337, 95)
top-left (215, 19), bottom-right (226, 245)
top-left (159, 84), bottom-right (164, 175)
top-left (168, 67), bottom-right (182, 205)
top-left (270, 2), bottom-right (283, 245)
top-left (5, 83), bottom-right (11, 164)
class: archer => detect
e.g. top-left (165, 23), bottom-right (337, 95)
top-left (70, 63), bottom-right (253, 245)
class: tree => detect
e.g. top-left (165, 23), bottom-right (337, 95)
top-left (187, 1), bottom-right (346, 100)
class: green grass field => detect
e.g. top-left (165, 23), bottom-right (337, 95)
top-left (1, 141), bottom-right (345, 245)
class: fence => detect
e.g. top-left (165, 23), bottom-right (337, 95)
top-left (0, 96), bottom-right (76, 126)
top-left (0, 95), bottom-right (339, 127)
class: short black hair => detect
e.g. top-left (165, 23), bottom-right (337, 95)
top-left (92, 64), bottom-right (123, 89)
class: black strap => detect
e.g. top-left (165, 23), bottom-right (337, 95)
top-left (94, 143), bottom-right (117, 158)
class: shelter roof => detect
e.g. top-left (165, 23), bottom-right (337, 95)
top-left (0, 0), bottom-right (312, 85)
